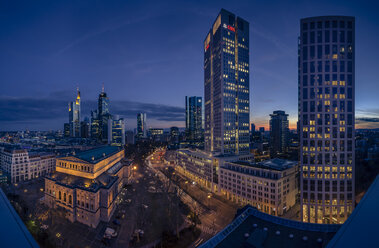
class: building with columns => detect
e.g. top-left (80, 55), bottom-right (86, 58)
top-left (44, 146), bottom-right (133, 228)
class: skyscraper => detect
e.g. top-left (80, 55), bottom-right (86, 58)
top-left (80, 117), bottom-right (90, 138)
top-left (185, 96), bottom-right (203, 141)
top-left (69, 88), bottom-right (81, 137)
top-left (204, 9), bottom-right (250, 156)
top-left (269, 110), bottom-right (289, 158)
top-left (137, 113), bottom-right (147, 139)
top-left (98, 85), bottom-right (111, 142)
top-left (90, 110), bottom-right (100, 139)
top-left (299, 16), bottom-right (355, 224)
top-left (108, 115), bottom-right (125, 146)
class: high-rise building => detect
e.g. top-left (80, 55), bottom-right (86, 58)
top-left (269, 110), bottom-right (289, 158)
top-left (137, 113), bottom-right (147, 139)
top-left (170, 126), bottom-right (180, 144)
top-left (204, 9), bottom-right (250, 156)
top-left (69, 88), bottom-right (81, 137)
top-left (259, 127), bottom-right (265, 133)
top-left (299, 16), bottom-right (355, 224)
top-left (185, 96), bottom-right (203, 141)
top-left (90, 110), bottom-right (100, 139)
top-left (63, 123), bottom-right (70, 137)
top-left (98, 85), bottom-right (111, 142)
top-left (126, 130), bottom-right (135, 145)
top-left (108, 115), bottom-right (125, 146)
top-left (251, 123), bottom-right (255, 132)
top-left (81, 117), bottom-right (90, 138)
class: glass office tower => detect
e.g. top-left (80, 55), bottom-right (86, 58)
top-left (299, 16), bottom-right (355, 224)
top-left (185, 96), bottom-right (203, 141)
top-left (204, 9), bottom-right (250, 156)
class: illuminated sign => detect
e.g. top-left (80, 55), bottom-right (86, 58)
top-left (206, 43), bottom-right (209, 51)
top-left (223, 23), bottom-right (235, 32)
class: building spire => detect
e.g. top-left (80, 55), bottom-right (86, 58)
top-left (76, 86), bottom-right (81, 100)
top-left (102, 83), bottom-right (105, 93)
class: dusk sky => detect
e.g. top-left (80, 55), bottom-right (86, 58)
top-left (1, 0), bottom-right (378, 131)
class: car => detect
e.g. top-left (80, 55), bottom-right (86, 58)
top-left (113, 219), bottom-right (121, 226)
top-left (104, 227), bottom-right (118, 238)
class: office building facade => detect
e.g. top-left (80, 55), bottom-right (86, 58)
top-left (0, 148), bottom-right (55, 183)
top-left (219, 159), bottom-right (298, 216)
top-left (204, 9), bottom-right (250, 156)
top-left (108, 115), bottom-right (125, 146)
top-left (69, 88), bottom-right (81, 137)
top-left (137, 113), bottom-right (147, 139)
top-left (185, 96), bottom-right (203, 141)
top-left (269, 110), bottom-right (289, 158)
top-left (299, 16), bottom-right (355, 224)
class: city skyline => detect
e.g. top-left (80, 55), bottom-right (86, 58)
top-left (1, 0), bottom-right (379, 131)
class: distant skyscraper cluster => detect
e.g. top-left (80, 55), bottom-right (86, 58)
top-left (64, 85), bottom-right (125, 146)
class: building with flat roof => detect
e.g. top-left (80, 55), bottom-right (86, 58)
top-left (219, 159), bottom-right (298, 216)
top-left (0, 148), bottom-right (55, 183)
top-left (269, 110), bottom-right (289, 158)
top-left (199, 205), bottom-right (340, 248)
top-left (204, 9), bottom-right (250, 156)
top-left (185, 96), bottom-right (203, 142)
top-left (299, 16), bottom-right (355, 224)
top-left (44, 146), bottom-right (132, 228)
top-left (200, 175), bottom-right (379, 248)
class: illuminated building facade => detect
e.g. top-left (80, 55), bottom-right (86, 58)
top-left (44, 146), bottom-right (131, 228)
top-left (81, 117), bottom-right (90, 138)
top-left (64, 123), bottom-right (70, 137)
top-left (137, 113), bottom-right (147, 139)
top-left (90, 110), bottom-right (100, 139)
top-left (69, 88), bottom-right (81, 137)
top-left (269, 110), bottom-right (289, 158)
top-left (299, 16), bottom-right (355, 223)
top-left (98, 86), bottom-right (111, 142)
top-left (0, 148), bottom-right (55, 183)
top-left (219, 159), bottom-right (298, 216)
top-left (148, 128), bottom-right (164, 142)
top-left (108, 115), bottom-right (125, 146)
top-left (185, 96), bottom-right (203, 142)
top-left (204, 9), bottom-right (250, 156)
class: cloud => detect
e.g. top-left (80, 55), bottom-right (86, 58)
top-left (356, 117), bottom-right (379, 123)
top-left (0, 94), bottom-right (184, 130)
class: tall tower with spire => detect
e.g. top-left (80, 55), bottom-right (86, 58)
top-left (69, 88), bottom-right (81, 137)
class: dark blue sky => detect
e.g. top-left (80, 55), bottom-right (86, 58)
top-left (1, 0), bottom-right (378, 131)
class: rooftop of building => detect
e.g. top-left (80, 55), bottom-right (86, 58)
top-left (227, 158), bottom-right (298, 172)
top-left (47, 169), bottom-right (118, 192)
top-left (178, 148), bottom-right (212, 158)
top-left (0, 189), bottom-right (39, 248)
top-left (326, 175), bottom-right (379, 248)
top-left (199, 206), bottom-right (340, 248)
top-left (60, 146), bottom-right (122, 164)
top-left (46, 158), bottom-right (126, 192)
